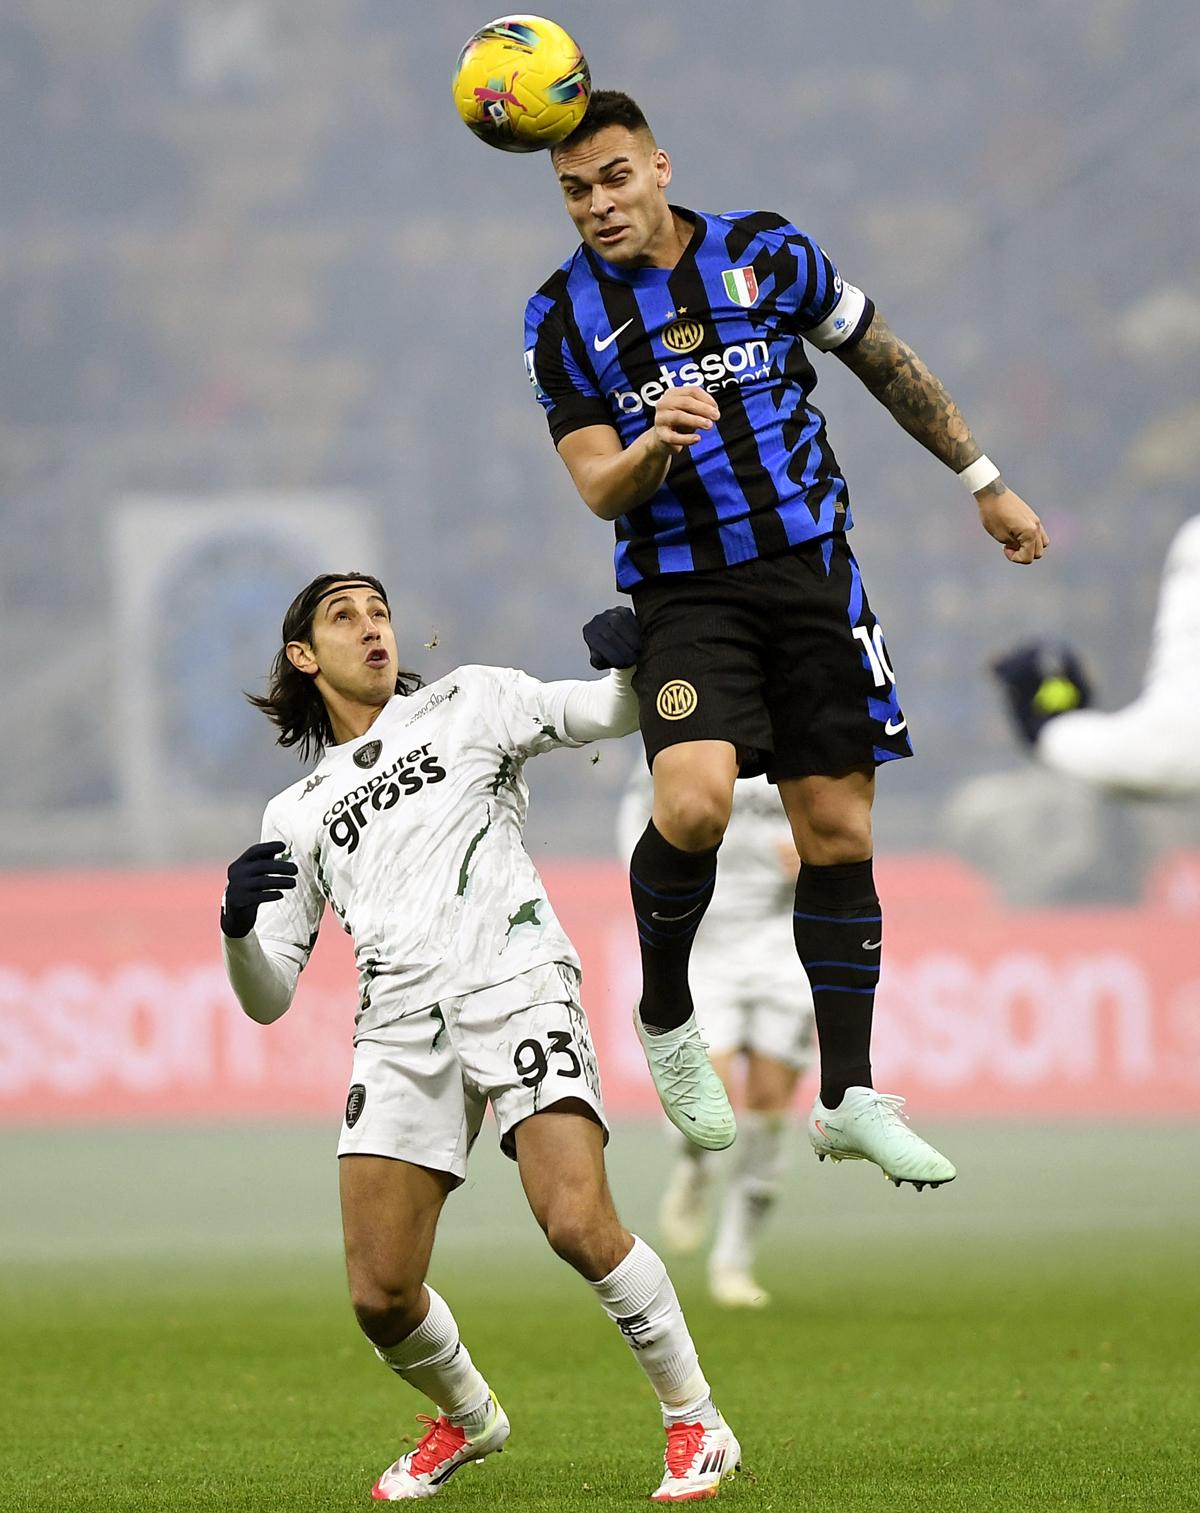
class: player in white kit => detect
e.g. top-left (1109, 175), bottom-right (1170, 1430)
top-left (618, 766), bottom-right (814, 1309)
top-left (994, 514), bottom-right (1200, 796)
top-left (221, 575), bottom-right (740, 1502)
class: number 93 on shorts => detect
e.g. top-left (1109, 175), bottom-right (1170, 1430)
top-left (336, 962), bottom-right (608, 1181)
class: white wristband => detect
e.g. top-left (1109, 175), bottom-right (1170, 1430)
top-left (958, 455), bottom-right (1001, 494)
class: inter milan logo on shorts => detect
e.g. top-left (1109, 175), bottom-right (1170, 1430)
top-left (345, 1083), bottom-right (367, 1128)
top-left (662, 318), bottom-right (704, 354)
top-left (656, 680), bottom-right (698, 721)
top-left (353, 740), bottom-right (383, 769)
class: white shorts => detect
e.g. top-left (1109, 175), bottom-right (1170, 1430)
top-left (690, 925), bottom-right (815, 1071)
top-left (337, 962), bottom-right (608, 1181)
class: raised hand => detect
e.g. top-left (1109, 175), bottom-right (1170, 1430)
top-left (992, 641), bottom-right (1091, 746)
top-left (582, 606), bottom-right (641, 670)
top-left (221, 840), bottom-right (298, 938)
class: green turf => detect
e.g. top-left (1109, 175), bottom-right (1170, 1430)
top-left (2, 1123), bottom-right (1198, 1511)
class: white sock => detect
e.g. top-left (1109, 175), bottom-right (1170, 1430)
top-left (666, 1120), bottom-right (710, 1164)
top-left (711, 1110), bottom-right (787, 1273)
top-left (373, 1286), bottom-right (491, 1423)
top-left (666, 1123), bottom-right (715, 1198)
top-left (589, 1236), bottom-right (713, 1421)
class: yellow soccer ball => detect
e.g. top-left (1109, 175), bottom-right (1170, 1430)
top-left (452, 15), bottom-right (590, 153)
top-left (1034, 675), bottom-right (1084, 715)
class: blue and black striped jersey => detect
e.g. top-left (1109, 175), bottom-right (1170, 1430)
top-left (524, 207), bottom-right (874, 591)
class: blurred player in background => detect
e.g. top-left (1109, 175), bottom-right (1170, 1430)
top-left (618, 763), bottom-right (814, 1309)
top-left (220, 579), bottom-right (741, 1504)
top-left (994, 515), bottom-right (1200, 797)
top-left (524, 90), bottom-right (1048, 1184)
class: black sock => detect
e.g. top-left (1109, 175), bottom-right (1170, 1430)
top-left (629, 820), bottom-right (719, 1033)
top-left (793, 859), bottom-right (880, 1108)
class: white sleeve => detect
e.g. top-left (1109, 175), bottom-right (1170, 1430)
top-left (489, 665), bottom-right (637, 757)
top-left (1037, 515), bottom-right (1200, 798)
top-left (222, 931), bottom-right (302, 1025)
top-left (222, 800), bottom-right (325, 1022)
top-left (562, 668), bottom-right (640, 743)
top-left (1037, 704), bottom-right (1200, 798)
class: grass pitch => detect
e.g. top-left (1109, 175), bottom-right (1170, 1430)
top-left (2, 1122), bottom-right (1197, 1511)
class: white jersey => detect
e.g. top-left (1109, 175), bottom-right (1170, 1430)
top-left (253, 665), bottom-right (588, 1037)
top-left (1038, 515), bottom-right (1200, 797)
top-left (616, 767), bottom-right (796, 929)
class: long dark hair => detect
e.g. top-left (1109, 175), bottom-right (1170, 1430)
top-left (246, 572), bottom-right (423, 762)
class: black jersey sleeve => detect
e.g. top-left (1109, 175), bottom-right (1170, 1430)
top-left (524, 286), bottom-right (613, 446)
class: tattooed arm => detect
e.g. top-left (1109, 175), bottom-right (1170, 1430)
top-left (837, 310), bottom-right (1049, 564)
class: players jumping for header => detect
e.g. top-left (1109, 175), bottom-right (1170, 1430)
top-left (220, 576), bottom-right (740, 1502)
top-left (525, 90), bottom-right (1050, 1185)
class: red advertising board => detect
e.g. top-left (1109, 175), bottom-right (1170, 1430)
top-left (1, 858), bottom-right (1197, 1122)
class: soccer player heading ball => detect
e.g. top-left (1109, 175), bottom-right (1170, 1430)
top-left (220, 578), bottom-right (741, 1501)
top-left (524, 91), bottom-right (1049, 1183)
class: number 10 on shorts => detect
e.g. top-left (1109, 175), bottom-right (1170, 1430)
top-left (853, 623), bottom-right (896, 688)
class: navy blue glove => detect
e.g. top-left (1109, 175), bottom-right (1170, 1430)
top-left (992, 641), bottom-right (1093, 747)
top-left (582, 606), bottom-right (641, 670)
top-left (221, 840), bottom-right (298, 938)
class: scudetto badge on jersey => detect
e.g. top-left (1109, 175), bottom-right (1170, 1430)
top-left (722, 266), bottom-right (759, 307)
top-left (657, 680), bottom-right (698, 721)
top-left (353, 740), bottom-right (383, 769)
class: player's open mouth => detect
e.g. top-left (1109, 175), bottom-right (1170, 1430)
top-left (365, 651), bottom-right (389, 667)
top-left (596, 226), bottom-right (627, 243)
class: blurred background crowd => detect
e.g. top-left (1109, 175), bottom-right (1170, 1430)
top-left (2, 0), bottom-right (1197, 887)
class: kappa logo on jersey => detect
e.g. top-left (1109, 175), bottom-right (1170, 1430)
top-left (405, 685), bottom-right (461, 726)
top-left (300, 773), bottom-right (327, 798)
top-left (661, 318), bottom-right (704, 354)
top-left (353, 740), bottom-right (383, 769)
top-left (656, 680), bottom-right (698, 721)
top-left (324, 744), bottom-right (447, 853)
top-left (610, 339), bottom-right (770, 416)
top-left (344, 1083), bottom-right (366, 1128)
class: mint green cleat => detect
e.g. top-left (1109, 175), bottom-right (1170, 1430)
top-left (635, 1011), bottom-right (737, 1151)
top-left (808, 1087), bottom-right (956, 1189)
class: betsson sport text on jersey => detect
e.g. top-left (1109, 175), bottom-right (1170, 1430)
top-left (608, 338), bottom-right (772, 416)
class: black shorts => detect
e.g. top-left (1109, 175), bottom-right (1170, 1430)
top-left (629, 537), bottom-right (913, 781)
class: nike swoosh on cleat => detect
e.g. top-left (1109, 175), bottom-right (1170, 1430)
top-left (651, 901), bottom-right (705, 922)
top-left (593, 318), bottom-right (635, 352)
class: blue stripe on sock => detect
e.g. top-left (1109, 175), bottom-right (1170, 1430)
top-left (631, 872), bottom-right (715, 903)
top-left (804, 960), bottom-right (881, 971)
top-left (793, 911), bottom-right (881, 923)
top-left (809, 984), bottom-right (878, 995)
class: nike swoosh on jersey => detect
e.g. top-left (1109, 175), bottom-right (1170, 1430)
top-left (593, 318), bottom-right (635, 352)
top-left (884, 716), bottom-right (907, 735)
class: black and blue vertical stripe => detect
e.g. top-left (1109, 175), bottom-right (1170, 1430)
top-left (524, 207), bottom-right (873, 590)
